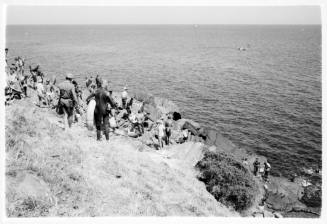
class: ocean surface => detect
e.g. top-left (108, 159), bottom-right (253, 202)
top-left (6, 25), bottom-right (322, 178)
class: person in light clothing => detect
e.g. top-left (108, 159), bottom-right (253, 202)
top-left (121, 86), bottom-right (128, 109)
top-left (157, 119), bottom-right (166, 149)
top-left (36, 78), bottom-right (47, 107)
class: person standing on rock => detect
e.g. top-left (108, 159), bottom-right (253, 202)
top-left (263, 160), bottom-right (271, 181)
top-left (121, 86), bottom-right (128, 109)
top-left (253, 158), bottom-right (260, 176)
top-left (86, 77), bottom-right (117, 141)
top-left (58, 73), bottom-right (78, 130)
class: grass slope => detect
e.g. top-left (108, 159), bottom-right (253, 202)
top-left (5, 97), bottom-right (238, 217)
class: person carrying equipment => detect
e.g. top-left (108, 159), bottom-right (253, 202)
top-left (121, 86), bottom-right (128, 109)
top-left (58, 73), bottom-right (78, 130)
top-left (86, 77), bottom-right (117, 141)
top-left (253, 158), bottom-right (260, 176)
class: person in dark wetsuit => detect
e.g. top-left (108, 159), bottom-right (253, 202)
top-left (86, 77), bottom-right (117, 141)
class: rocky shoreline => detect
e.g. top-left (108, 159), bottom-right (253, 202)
top-left (130, 90), bottom-right (322, 218)
top-left (5, 84), bottom-right (321, 217)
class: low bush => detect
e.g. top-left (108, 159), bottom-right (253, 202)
top-left (195, 150), bottom-right (258, 211)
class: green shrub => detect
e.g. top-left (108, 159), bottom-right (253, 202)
top-left (196, 151), bottom-right (258, 211)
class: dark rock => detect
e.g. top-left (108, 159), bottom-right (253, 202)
top-left (274, 212), bottom-right (283, 218)
top-left (172, 112), bottom-right (181, 121)
top-left (182, 121), bottom-right (199, 136)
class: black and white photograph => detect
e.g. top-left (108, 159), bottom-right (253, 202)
top-left (1, 0), bottom-right (325, 222)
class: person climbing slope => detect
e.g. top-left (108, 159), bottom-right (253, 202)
top-left (86, 77), bottom-right (117, 141)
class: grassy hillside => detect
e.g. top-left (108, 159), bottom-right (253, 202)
top-left (5, 96), bottom-right (239, 217)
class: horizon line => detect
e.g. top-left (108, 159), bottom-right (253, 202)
top-left (6, 23), bottom-right (321, 26)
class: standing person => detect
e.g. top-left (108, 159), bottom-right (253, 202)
top-left (263, 161), bottom-right (271, 181)
top-left (157, 119), bottom-right (166, 149)
top-left (136, 110), bottom-right (145, 134)
top-left (45, 79), bottom-right (56, 107)
top-left (17, 57), bottom-right (25, 77)
top-left (58, 73), bottom-right (77, 130)
top-left (121, 86), bottom-right (128, 109)
top-left (5, 48), bottom-right (8, 65)
top-left (128, 112), bottom-right (138, 133)
top-left (19, 71), bottom-right (29, 97)
top-left (36, 77), bottom-right (47, 107)
top-left (253, 158), bottom-right (260, 176)
top-left (165, 115), bottom-right (173, 145)
top-left (86, 77), bottom-right (116, 141)
top-left (29, 65), bottom-right (38, 89)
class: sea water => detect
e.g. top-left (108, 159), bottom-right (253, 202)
top-left (6, 25), bottom-right (322, 178)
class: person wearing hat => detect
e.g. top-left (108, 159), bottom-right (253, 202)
top-left (121, 86), bottom-right (128, 109)
top-left (57, 73), bottom-right (78, 130)
top-left (86, 76), bottom-right (117, 141)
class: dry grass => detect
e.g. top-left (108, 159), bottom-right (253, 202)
top-left (5, 98), bottom-right (238, 217)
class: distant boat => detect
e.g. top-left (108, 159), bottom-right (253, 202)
top-left (238, 47), bottom-right (246, 51)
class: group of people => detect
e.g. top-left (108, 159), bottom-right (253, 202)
top-left (5, 48), bottom-right (54, 105)
top-left (252, 158), bottom-right (271, 182)
top-left (83, 75), bottom-right (175, 148)
top-left (54, 71), bottom-right (173, 148)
